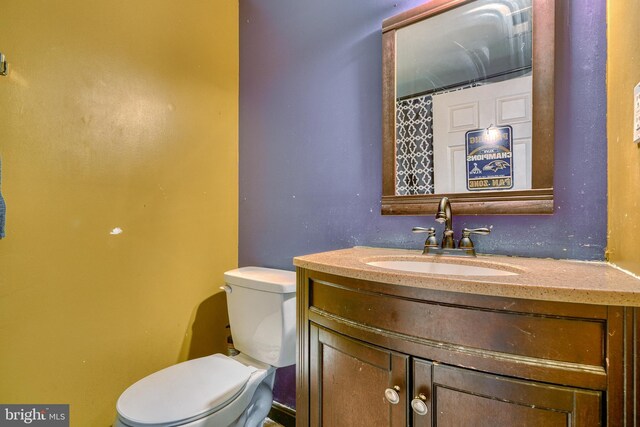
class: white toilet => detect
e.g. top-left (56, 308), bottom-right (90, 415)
top-left (114, 267), bottom-right (296, 427)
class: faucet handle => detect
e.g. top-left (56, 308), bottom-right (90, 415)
top-left (412, 226), bottom-right (435, 234)
top-left (413, 227), bottom-right (438, 248)
top-left (462, 227), bottom-right (490, 236)
top-left (459, 227), bottom-right (490, 250)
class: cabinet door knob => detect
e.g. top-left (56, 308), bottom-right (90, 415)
top-left (384, 386), bottom-right (401, 404)
top-left (411, 394), bottom-right (428, 415)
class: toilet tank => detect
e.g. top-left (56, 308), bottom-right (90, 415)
top-left (223, 267), bottom-right (296, 367)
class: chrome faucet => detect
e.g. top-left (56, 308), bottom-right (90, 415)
top-left (412, 197), bottom-right (491, 256)
top-left (435, 197), bottom-right (455, 248)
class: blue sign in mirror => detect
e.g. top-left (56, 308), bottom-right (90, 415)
top-left (466, 126), bottom-right (513, 191)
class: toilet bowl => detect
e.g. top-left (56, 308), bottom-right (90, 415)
top-left (114, 267), bottom-right (296, 427)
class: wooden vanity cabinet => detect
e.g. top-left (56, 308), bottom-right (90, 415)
top-left (296, 268), bottom-right (639, 427)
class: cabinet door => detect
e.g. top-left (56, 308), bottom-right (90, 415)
top-left (411, 359), bottom-right (433, 427)
top-left (309, 324), bottom-right (409, 427)
top-left (413, 361), bottom-right (602, 426)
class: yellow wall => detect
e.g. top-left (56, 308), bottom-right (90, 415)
top-left (0, 1), bottom-right (238, 425)
top-left (607, 0), bottom-right (640, 274)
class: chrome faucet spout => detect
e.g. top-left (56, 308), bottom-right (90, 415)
top-left (436, 197), bottom-right (455, 248)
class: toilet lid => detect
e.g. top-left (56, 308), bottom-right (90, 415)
top-left (117, 354), bottom-right (256, 426)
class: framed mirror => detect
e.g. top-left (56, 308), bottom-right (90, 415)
top-left (382, 0), bottom-right (555, 215)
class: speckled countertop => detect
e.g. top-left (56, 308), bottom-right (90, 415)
top-left (293, 246), bottom-right (640, 306)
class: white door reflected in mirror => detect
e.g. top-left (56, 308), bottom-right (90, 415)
top-left (433, 76), bottom-right (532, 193)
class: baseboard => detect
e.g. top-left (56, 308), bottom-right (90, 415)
top-left (268, 401), bottom-right (295, 427)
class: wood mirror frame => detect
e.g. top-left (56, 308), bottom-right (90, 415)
top-left (382, 0), bottom-right (556, 215)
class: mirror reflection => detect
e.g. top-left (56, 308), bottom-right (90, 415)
top-left (395, 0), bottom-right (533, 196)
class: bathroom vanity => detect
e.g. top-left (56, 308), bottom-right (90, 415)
top-left (294, 247), bottom-right (640, 426)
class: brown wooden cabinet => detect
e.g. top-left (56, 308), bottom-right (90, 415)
top-left (416, 360), bottom-right (601, 426)
top-left (309, 325), bottom-right (408, 427)
top-left (296, 268), bottom-right (639, 426)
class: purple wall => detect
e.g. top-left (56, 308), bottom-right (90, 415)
top-left (239, 0), bottom-right (607, 409)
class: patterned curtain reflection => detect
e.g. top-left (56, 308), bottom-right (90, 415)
top-left (395, 94), bottom-right (434, 195)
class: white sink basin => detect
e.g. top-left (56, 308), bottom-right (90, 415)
top-left (366, 260), bottom-right (519, 276)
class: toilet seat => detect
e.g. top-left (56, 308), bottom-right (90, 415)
top-left (116, 354), bottom-right (259, 427)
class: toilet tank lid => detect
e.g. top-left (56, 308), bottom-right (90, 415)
top-left (224, 267), bottom-right (296, 293)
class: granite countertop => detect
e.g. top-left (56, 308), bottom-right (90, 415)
top-left (293, 246), bottom-right (640, 306)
